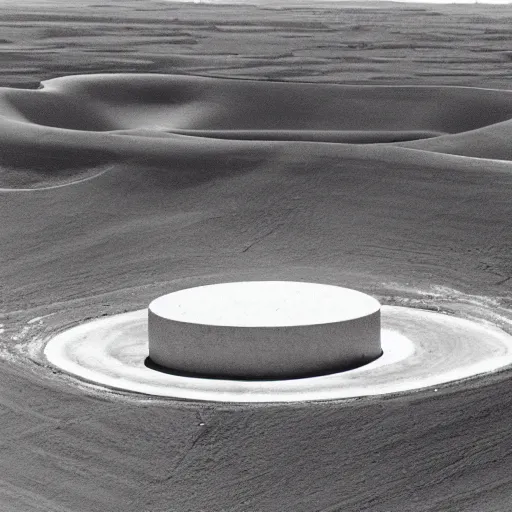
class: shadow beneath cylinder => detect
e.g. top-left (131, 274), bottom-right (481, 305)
top-left (143, 351), bottom-right (383, 382)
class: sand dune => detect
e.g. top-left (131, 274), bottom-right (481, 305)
top-left (33, 74), bottom-right (512, 134)
top-left (2, 74), bottom-right (512, 190)
top-left (4, 73), bottom-right (512, 133)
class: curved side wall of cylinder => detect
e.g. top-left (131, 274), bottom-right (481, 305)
top-left (148, 309), bottom-right (381, 379)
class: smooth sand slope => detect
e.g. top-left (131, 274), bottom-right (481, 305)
top-left (1, 2), bottom-right (512, 511)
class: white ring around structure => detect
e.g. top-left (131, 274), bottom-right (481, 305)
top-left (43, 306), bottom-right (512, 403)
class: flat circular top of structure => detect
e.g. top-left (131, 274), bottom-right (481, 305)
top-left (148, 281), bottom-right (380, 327)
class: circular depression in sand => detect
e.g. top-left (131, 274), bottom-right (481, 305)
top-left (44, 302), bottom-right (512, 403)
top-left (148, 282), bottom-right (382, 379)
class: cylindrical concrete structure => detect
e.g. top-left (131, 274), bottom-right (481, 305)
top-left (148, 281), bottom-right (381, 379)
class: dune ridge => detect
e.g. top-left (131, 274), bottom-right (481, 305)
top-left (7, 74), bottom-right (512, 134)
top-left (167, 128), bottom-right (447, 143)
top-left (2, 74), bottom-right (512, 191)
top-left (2, 74), bottom-right (512, 189)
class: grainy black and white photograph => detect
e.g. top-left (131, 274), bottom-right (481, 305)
top-left (1, 0), bottom-right (512, 510)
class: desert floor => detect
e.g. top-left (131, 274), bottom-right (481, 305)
top-left (1, 1), bottom-right (512, 511)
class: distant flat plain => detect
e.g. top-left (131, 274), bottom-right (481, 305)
top-left (1, 0), bottom-right (512, 89)
top-left (1, 1), bottom-right (512, 511)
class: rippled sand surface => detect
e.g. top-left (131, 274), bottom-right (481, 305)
top-left (1, 1), bottom-right (512, 511)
